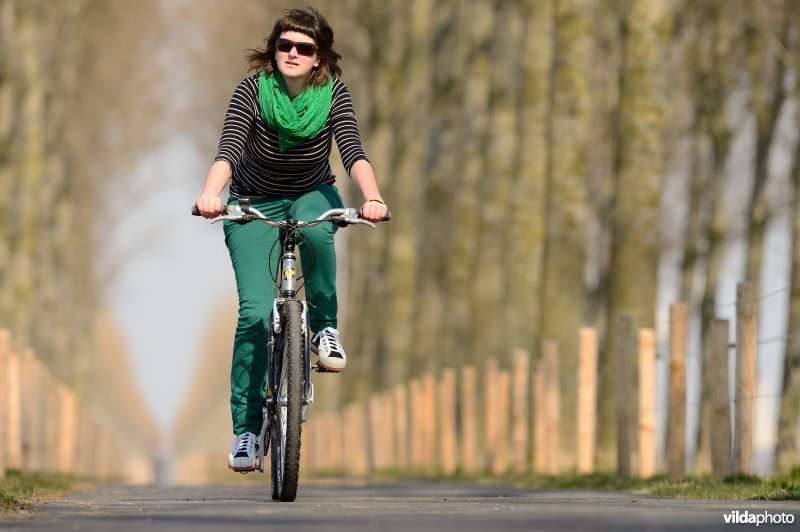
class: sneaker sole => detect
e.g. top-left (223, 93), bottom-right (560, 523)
top-left (228, 466), bottom-right (256, 473)
top-left (317, 359), bottom-right (345, 372)
top-left (228, 463), bottom-right (257, 472)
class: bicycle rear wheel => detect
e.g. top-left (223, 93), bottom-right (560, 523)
top-left (270, 300), bottom-right (304, 502)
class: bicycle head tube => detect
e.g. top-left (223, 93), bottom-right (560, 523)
top-left (279, 221), bottom-right (299, 298)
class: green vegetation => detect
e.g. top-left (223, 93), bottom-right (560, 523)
top-left (644, 470), bottom-right (800, 501)
top-left (509, 467), bottom-right (799, 500)
top-left (508, 469), bottom-right (800, 500)
top-left (350, 466), bottom-right (800, 501)
top-left (0, 470), bottom-right (90, 513)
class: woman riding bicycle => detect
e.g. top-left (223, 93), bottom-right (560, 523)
top-left (194, 6), bottom-right (388, 472)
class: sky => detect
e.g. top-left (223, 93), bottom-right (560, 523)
top-left (105, 135), bottom-right (235, 433)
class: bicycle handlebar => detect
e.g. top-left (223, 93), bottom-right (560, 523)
top-left (191, 202), bottom-right (391, 228)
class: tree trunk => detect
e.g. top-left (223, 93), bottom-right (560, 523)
top-left (471, 0), bottom-right (526, 364)
top-left (743, 1), bottom-right (790, 288)
top-left (503, 0), bottom-right (553, 359)
top-left (537, 0), bottom-right (592, 470)
top-left (441, 0), bottom-right (497, 367)
top-left (598, 0), bottom-right (672, 468)
top-left (341, 0), bottom-right (413, 401)
top-left (409, 0), bottom-right (460, 376)
top-left (776, 12), bottom-right (800, 467)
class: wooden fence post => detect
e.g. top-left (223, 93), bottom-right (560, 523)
top-left (492, 370), bottom-right (510, 475)
top-left (577, 328), bottom-right (597, 474)
top-left (512, 348), bottom-right (530, 474)
top-left (0, 330), bottom-right (7, 479)
top-left (533, 359), bottom-right (546, 473)
top-left (5, 340), bottom-right (21, 470)
top-left (439, 368), bottom-right (457, 475)
top-left (409, 379), bottom-right (422, 469)
top-left (42, 368), bottom-right (60, 473)
top-left (342, 405), bottom-right (355, 475)
top-left (77, 404), bottom-right (92, 476)
top-left (96, 426), bottom-right (111, 479)
top-left (543, 341), bottom-right (560, 475)
top-left (86, 414), bottom-right (98, 477)
top-left (358, 401), bottom-right (370, 476)
top-left (710, 319), bottom-right (732, 478)
top-left (460, 366), bottom-right (477, 474)
top-left (484, 357), bottom-right (498, 472)
top-left (383, 390), bottom-right (396, 470)
top-left (639, 328), bottom-right (656, 478)
top-left (311, 413), bottom-right (323, 473)
top-left (319, 413), bottom-right (331, 473)
top-left (668, 303), bottom-right (687, 481)
top-left (734, 282), bottom-right (757, 474)
top-left (394, 384), bottom-right (408, 470)
top-left (615, 316), bottom-right (634, 480)
top-left (422, 374), bottom-right (437, 475)
top-left (326, 411), bottom-right (344, 473)
top-left (302, 419), bottom-right (313, 475)
top-left (368, 394), bottom-right (383, 470)
top-left (21, 349), bottom-right (43, 472)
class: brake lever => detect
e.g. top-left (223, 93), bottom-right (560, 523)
top-left (331, 208), bottom-right (376, 229)
top-left (209, 206), bottom-right (254, 225)
top-left (353, 218), bottom-right (376, 229)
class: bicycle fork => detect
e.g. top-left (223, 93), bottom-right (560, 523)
top-left (257, 300), bottom-right (314, 473)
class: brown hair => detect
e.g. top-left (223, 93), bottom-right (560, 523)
top-left (245, 6), bottom-right (341, 87)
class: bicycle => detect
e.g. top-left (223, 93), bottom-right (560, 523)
top-left (192, 198), bottom-right (388, 501)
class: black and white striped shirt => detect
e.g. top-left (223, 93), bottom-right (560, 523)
top-left (214, 75), bottom-right (369, 198)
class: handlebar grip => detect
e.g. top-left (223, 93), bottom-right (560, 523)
top-left (383, 211), bottom-right (392, 222)
top-left (192, 204), bottom-right (232, 216)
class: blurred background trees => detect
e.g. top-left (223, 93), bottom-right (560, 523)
top-left (0, 0), bottom-right (167, 465)
top-left (5, 0), bottom-right (800, 478)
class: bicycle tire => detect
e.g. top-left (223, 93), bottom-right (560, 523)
top-left (270, 300), bottom-right (304, 502)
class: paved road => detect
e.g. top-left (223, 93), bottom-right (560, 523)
top-left (2, 481), bottom-right (799, 531)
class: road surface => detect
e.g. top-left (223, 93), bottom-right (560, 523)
top-left (2, 481), bottom-right (799, 531)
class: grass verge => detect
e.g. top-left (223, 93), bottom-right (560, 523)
top-left (349, 466), bottom-right (800, 500)
top-left (0, 470), bottom-right (93, 513)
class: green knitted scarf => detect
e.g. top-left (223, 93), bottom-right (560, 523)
top-left (258, 70), bottom-right (333, 152)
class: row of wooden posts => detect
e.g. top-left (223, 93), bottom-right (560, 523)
top-left (300, 282), bottom-right (759, 480)
top-left (0, 329), bottom-right (153, 482)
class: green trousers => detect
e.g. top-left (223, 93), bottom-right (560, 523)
top-left (224, 184), bottom-right (343, 436)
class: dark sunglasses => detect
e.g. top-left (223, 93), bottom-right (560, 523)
top-left (276, 38), bottom-right (318, 57)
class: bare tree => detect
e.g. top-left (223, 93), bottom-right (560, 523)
top-left (598, 0), bottom-right (673, 467)
top-left (536, 0), bottom-right (593, 468)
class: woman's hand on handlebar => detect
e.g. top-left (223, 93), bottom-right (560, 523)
top-left (195, 194), bottom-right (223, 219)
top-left (360, 199), bottom-right (389, 223)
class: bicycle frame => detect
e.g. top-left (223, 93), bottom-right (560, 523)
top-left (257, 220), bottom-right (314, 474)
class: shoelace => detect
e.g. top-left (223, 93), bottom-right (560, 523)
top-left (316, 329), bottom-right (343, 357)
top-left (233, 434), bottom-right (256, 455)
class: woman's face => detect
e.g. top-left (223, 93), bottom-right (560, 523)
top-left (275, 31), bottom-right (319, 83)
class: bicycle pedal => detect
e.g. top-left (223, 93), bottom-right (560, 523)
top-left (312, 363), bottom-right (337, 374)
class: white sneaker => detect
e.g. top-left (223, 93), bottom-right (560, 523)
top-left (228, 432), bottom-right (258, 471)
top-left (311, 327), bottom-right (347, 372)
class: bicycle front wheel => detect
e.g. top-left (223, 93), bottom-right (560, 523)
top-left (270, 300), bottom-right (304, 502)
